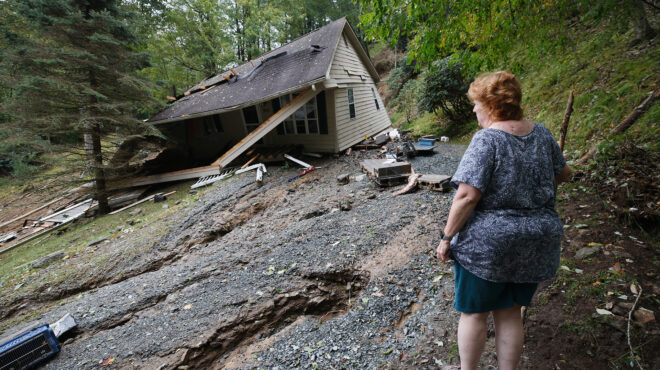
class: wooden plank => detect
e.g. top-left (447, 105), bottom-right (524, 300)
top-left (212, 87), bottom-right (321, 168)
top-left (284, 154), bottom-right (312, 168)
top-left (241, 154), bottom-right (260, 169)
top-left (0, 196), bottom-right (66, 229)
top-left (109, 165), bottom-right (220, 190)
top-left (108, 191), bottom-right (176, 215)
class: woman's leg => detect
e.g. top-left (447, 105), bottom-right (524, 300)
top-left (457, 311), bottom-right (489, 370)
top-left (492, 304), bottom-right (524, 370)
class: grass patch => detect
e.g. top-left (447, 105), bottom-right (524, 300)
top-left (0, 178), bottom-right (218, 295)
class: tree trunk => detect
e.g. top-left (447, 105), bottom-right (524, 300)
top-left (631, 0), bottom-right (657, 43)
top-left (85, 127), bottom-right (110, 214)
top-left (559, 90), bottom-right (574, 151)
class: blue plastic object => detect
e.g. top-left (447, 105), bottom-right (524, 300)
top-left (418, 138), bottom-right (436, 146)
top-left (0, 324), bottom-right (60, 369)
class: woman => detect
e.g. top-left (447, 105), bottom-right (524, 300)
top-left (437, 71), bottom-right (571, 370)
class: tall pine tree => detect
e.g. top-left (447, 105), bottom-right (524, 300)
top-left (3, 0), bottom-right (155, 213)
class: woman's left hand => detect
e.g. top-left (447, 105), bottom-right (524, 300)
top-left (436, 239), bottom-right (451, 263)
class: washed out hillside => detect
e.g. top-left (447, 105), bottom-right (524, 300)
top-left (0, 1), bottom-right (658, 369)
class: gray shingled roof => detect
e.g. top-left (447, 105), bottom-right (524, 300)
top-left (148, 18), bottom-right (347, 124)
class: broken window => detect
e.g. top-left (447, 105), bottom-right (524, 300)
top-left (348, 88), bottom-right (356, 119)
top-left (278, 93), bottom-right (320, 135)
top-left (371, 88), bottom-right (380, 110)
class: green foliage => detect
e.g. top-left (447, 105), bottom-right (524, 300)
top-left (386, 56), bottom-right (417, 98)
top-left (360, 0), bottom-right (642, 73)
top-left (417, 59), bottom-right (472, 124)
top-left (391, 79), bottom-right (420, 123)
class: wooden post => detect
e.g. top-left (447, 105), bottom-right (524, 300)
top-left (559, 90), bottom-right (574, 152)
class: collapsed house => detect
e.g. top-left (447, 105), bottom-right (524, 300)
top-left (120, 18), bottom-right (391, 188)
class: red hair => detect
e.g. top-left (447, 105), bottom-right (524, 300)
top-left (467, 70), bottom-right (523, 121)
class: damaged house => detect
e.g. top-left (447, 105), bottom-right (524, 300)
top-left (125, 18), bottom-right (391, 188)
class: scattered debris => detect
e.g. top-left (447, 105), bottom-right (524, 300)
top-left (50, 313), bottom-right (77, 338)
top-left (0, 324), bottom-right (60, 369)
top-left (337, 174), bottom-right (350, 185)
top-left (360, 159), bottom-right (412, 187)
top-left (109, 191), bottom-right (176, 215)
top-left (417, 175), bottom-right (451, 192)
top-left (394, 174), bottom-right (421, 195)
top-left (0, 232), bottom-right (17, 244)
top-left (190, 168), bottom-right (236, 190)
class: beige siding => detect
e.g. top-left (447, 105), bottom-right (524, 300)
top-left (329, 32), bottom-right (370, 85)
top-left (329, 29), bottom-right (391, 151)
top-left (335, 84), bottom-right (391, 151)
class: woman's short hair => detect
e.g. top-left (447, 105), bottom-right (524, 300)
top-left (467, 70), bottom-right (523, 121)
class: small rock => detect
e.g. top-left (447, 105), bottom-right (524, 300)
top-left (340, 201), bottom-right (352, 211)
top-left (175, 200), bottom-right (182, 205)
top-left (33, 250), bottom-right (66, 267)
top-left (337, 174), bottom-right (350, 185)
top-left (575, 247), bottom-right (599, 260)
top-left (87, 237), bottom-right (108, 247)
top-left (162, 204), bottom-right (169, 209)
top-left (633, 308), bottom-right (655, 324)
top-left (126, 219), bottom-right (136, 226)
top-left (128, 208), bottom-right (143, 217)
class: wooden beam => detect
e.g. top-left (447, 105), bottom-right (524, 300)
top-left (108, 165), bottom-right (221, 190)
top-left (0, 196), bottom-right (65, 229)
top-left (241, 153), bottom-right (260, 169)
top-left (211, 87), bottom-right (321, 168)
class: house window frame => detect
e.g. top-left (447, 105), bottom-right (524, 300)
top-left (241, 105), bottom-right (262, 135)
top-left (279, 94), bottom-right (319, 135)
top-left (347, 88), bottom-right (356, 119)
top-left (371, 87), bottom-right (380, 110)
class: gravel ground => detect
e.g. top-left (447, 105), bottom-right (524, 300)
top-left (8, 144), bottom-right (468, 369)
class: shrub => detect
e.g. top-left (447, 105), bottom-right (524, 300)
top-left (417, 59), bottom-right (472, 124)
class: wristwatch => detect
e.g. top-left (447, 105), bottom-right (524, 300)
top-left (440, 231), bottom-right (453, 241)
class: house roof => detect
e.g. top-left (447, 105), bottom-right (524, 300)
top-left (148, 18), bottom-right (375, 124)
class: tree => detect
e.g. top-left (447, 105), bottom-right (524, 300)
top-left (2, 0), bottom-right (155, 213)
top-left (418, 59), bottom-right (472, 124)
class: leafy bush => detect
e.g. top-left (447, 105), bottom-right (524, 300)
top-left (386, 56), bottom-right (418, 101)
top-left (391, 78), bottom-right (421, 124)
top-left (417, 59), bottom-right (472, 124)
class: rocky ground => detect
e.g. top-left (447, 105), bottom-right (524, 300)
top-left (1, 142), bottom-right (658, 369)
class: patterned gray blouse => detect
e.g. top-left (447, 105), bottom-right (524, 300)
top-left (449, 123), bottom-right (566, 283)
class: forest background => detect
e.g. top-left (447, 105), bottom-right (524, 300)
top-left (0, 0), bottom-right (657, 209)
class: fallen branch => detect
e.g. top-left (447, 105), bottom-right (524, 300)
top-left (559, 90), bottom-right (574, 151)
top-left (627, 285), bottom-right (644, 370)
top-left (578, 87), bottom-right (659, 165)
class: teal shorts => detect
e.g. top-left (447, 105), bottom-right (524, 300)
top-left (453, 261), bottom-right (538, 313)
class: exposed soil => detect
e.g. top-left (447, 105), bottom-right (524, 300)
top-left (1, 142), bottom-right (658, 369)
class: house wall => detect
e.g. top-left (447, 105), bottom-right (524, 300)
top-left (262, 89), bottom-right (337, 153)
top-left (330, 31), bottom-right (391, 151)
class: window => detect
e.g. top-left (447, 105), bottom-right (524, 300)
top-left (371, 88), bottom-right (380, 110)
top-left (242, 106), bottom-right (260, 133)
top-left (202, 115), bottom-right (223, 135)
top-left (278, 93), bottom-right (319, 135)
top-left (347, 88), bottom-right (356, 119)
